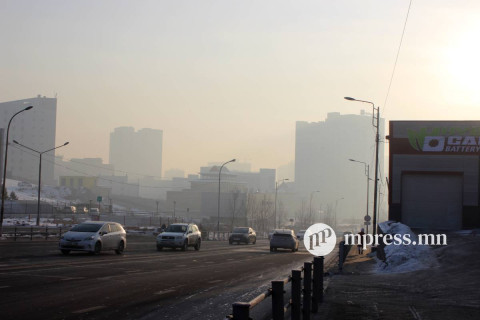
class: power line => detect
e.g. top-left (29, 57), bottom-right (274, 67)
top-left (382, 0), bottom-right (413, 116)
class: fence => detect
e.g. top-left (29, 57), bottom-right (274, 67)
top-left (2, 226), bottom-right (65, 241)
top-left (226, 242), bottom-right (352, 320)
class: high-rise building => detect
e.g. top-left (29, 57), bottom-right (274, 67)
top-left (109, 127), bottom-right (163, 180)
top-left (294, 111), bottom-right (385, 224)
top-left (1, 95), bottom-right (57, 185)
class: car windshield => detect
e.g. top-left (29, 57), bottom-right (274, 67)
top-left (70, 223), bottom-right (102, 233)
top-left (165, 225), bottom-right (187, 233)
top-left (233, 228), bottom-right (249, 233)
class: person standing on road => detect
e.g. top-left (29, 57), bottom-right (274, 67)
top-left (357, 228), bottom-right (365, 254)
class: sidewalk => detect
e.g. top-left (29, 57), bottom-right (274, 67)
top-left (315, 234), bottom-right (480, 319)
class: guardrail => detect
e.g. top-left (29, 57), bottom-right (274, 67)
top-left (2, 226), bottom-right (66, 241)
top-left (226, 242), bottom-right (352, 320)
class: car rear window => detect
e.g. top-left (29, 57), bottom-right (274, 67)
top-left (233, 228), bottom-right (249, 233)
top-left (273, 233), bottom-right (292, 238)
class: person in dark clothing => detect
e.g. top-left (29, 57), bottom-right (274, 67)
top-left (357, 228), bottom-right (365, 254)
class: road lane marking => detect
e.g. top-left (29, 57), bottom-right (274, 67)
top-left (72, 306), bottom-right (106, 314)
top-left (208, 280), bottom-right (223, 284)
top-left (61, 277), bottom-right (85, 281)
top-left (0, 286), bottom-right (10, 289)
top-left (154, 289), bottom-right (176, 295)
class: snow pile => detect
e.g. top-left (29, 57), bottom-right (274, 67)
top-left (375, 221), bottom-right (438, 273)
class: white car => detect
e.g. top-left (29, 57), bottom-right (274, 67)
top-left (156, 223), bottom-right (201, 251)
top-left (59, 221), bottom-right (126, 255)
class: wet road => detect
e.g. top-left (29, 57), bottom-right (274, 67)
top-left (0, 236), bottom-right (333, 320)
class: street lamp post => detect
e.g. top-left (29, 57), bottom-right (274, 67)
top-left (13, 140), bottom-right (69, 226)
top-left (0, 105), bottom-right (33, 236)
top-left (334, 197), bottom-right (344, 229)
top-left (349, 159), bottom-right (370, 234)
top-left (173, 200), bottom-right (176, 221)
top-left (309, 190), bottom-right (320, 224)
top-left (217, 159), bottom-right (236, 232)
top-left (274, 178), bottom-right (289, 229)
top-left (344, 96), bottom-right (380, 237)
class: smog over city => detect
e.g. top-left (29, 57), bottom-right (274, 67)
top-left (1, 1), bottom-right (479, 320)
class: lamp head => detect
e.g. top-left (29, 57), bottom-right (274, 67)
top-left (25, 106), bottom-right (33, 110)
top-left (344, 97), bottom-right (355, 101)
top-left (13, 140), bottom-right (19, 144)
top-left (64, 142), bottom-right (69, 146)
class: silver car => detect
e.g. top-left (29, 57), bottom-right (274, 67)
top-left (270, 229), bottom-right (299, 252)
top-left (59, 221), bottom-right (126, 255)
top-left (156, 223), bottom-right (201, 251)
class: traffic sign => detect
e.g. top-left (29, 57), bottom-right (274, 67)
top-left (364, 215), bottom-right (371, 222)
top-left (97, 196), bottom-right (103, 202)
top-left (364, 221), bottom-right (371, 226)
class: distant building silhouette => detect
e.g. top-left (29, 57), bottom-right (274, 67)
top-left (295, 111), bottom-right (385, 223)
top-left (109, 127), bottom-right (163, 180)
top-left (0, 95), bottom-right (57, 185)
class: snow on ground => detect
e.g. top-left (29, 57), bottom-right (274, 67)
top-left (375, 221), bottom-right (439, 274)
top-left (5, 178), bottom-right (72, 204)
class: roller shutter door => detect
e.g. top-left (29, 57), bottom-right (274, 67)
top-left (401, 173), bottom-right (462, 230)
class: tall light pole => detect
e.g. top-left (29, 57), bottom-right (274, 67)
top-left (274, 178), bottom-right (289, 229)
top-left (0, 105), bottom-right (33, 236)
top-left (344, 96), bottom-right (380, 237)
top-left (309, 190), bottom-right (320, 224)
top-left (217, 159), bottom-right (235, 232)
top-left (334, 197), bottom-right (344, 229)
top-left (173, 200), bottom-right (176, 221)
top-left (349, 159), bottom-right (370, 234)
top-left (13, 140), bottom-right (69, 226)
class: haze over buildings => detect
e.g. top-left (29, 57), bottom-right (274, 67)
top-left (109, 127), bottom-right (163, 181)
top-left (295, 111), bottom-right (385, 223)
top-left (0, 95), bottom-right (57, 185)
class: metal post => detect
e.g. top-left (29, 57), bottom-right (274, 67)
top-left (339, 241), bottom-right (345, 272)
top-left (30, 226), bottom-right (33, 241)
top-left (291, 270), bottom-right (302, 320)
top-left (272, 280), bottom-right (285, 320)
top-left (312, 256), bottom-right (324, 312)
top-left (232, 302), bottom-right (250, 320)
top-left (36, 153), bottom-right (42, 226)
top-left (373, 107), bottom-right (380, 237)
top-left (303, 262), bottom-right (312, 319)
top-left (14, 226), bottom-right (17, 241)
top-left (45, 226), bottom-right (48, 240)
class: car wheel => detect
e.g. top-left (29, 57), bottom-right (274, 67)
top-left (270, 247), bottom-right (274, 252)
top-left (194, 239), bottom-right (201, 251)
top-left (253, 237), bottom-right (256, 245)
top-left (94, 241), bottom-right (102, 254)
top-left (229, 240), bottom-right (233, 245)
top-left (181, 240), bottom-right (188, 251)
top-left (115, 241), bottom-right (125, 255)
top-left (61, 249), bottom-right (70, 255)
top-left (156, 245), bottom-right (163, 251)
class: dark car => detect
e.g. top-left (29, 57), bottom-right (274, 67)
top-left (229, 227), bottom-right (256, 245)
top-left (270, 229), bottom-right (299, 252)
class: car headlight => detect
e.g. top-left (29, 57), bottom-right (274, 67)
top-left (84, 235), bottom-right (95, 240)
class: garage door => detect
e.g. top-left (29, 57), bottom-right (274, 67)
top-left (401, 173), bottom-right (462, 230)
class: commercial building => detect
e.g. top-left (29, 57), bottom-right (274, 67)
top-left (388, 121), bottom-right (480, 230)
top-left (109, 127), bottom-right (163, 181)
top-left (54, 156), bottom-right (114, 182)
top-left (295, 111), bottom-right (385, 223)
top-left (0, 95), bottom-right (57, 185)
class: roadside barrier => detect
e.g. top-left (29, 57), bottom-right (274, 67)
top-left (226, 256), bottom-right (325, 320)
top-left (2, 226), bottom-right (65, 241)
top-left (226, 241), bottom-right (352, 319)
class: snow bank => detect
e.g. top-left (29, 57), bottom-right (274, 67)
top-left (375, 221), bottom-right (438, 273)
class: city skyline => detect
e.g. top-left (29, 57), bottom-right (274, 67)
top-left (2, 1), bottom-right (479, 175)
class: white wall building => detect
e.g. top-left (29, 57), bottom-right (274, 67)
top-left (0, 95), bottom-right (57, 185)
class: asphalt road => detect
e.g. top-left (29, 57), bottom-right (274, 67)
top-left (0, 235), bottom-right (333, 320)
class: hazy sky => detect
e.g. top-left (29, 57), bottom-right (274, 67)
top-left (1, 0), bottom-right (480, 176)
